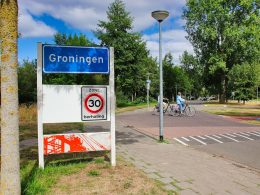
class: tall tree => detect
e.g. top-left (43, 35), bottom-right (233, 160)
top-left (0, 0), bottom-right (21, 194)
top-left (184, 0), bottom-right (260, 103)
top-left (163, 53), bottom-right (192, 101)
top-left (18, 60), bottom-right (37, 104)
top-left (95, 0), bottom-right (155, 100)
top-left (180, 51), bottom-right (203, 97)
top-left (228, 63), bottom-right (258, 103)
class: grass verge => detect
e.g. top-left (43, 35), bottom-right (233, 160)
top-left (205, 109), bottom-right (260, 117)
top-left (20, 153), bottom-right (172, 195)
top-left (116, 102), bottom-right (157, 114)
top-left (204, 108), bottom-right (260, 125)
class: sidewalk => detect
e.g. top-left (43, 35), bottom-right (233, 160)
top-left (116, 121), bottom-right (260, 195)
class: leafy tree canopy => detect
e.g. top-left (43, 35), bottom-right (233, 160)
top-left (228, 63), bottom-right (258, 103)
top-left (95, 0), bottom-right (158, 100)
top-left (184, 0), bottom-right (260, 102)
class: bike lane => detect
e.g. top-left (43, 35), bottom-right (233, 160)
top-left (117, 108), bottom-right (260, 139)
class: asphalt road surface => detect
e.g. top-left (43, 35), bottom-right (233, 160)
top-left (117, 107), bottom-right (260, 170)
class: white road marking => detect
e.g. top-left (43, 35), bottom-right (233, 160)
top-left (226, 133), bottom-right (236, 137)
top-left (197, 135), bottom-right (206, 140)
top-left (220, 134), bottom-right (239, 142)
top-left (233, 133), bottom-right (254, 141)
top-left (239, 132), bottom-right (251, 136)
top-left (189, 136), bottom-right (207, 145)
top-left (212, 135), bottom-right (222, 139)
top-left (253, 131), bottom-right (260, 135)
top-left (174, 138), bottom-right (188, 146)
top-left (181, 137), bottom-right (190, 141)
top-left (247, 132), bottom-right (260, 137)
top-left (204, 135), bottom-right (223, 143)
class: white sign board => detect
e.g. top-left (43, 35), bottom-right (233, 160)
top-left (81, 87), bottom-right (107, 121)
top-left (37, 43), bottom-right (116, 169)
top-left (42, 85), bottom-right (110, 123)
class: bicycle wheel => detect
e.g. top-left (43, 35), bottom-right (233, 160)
top-left (185, 106), bottom-right (196, 116)
top-left (152, 106), bottom-right (160, 115)
top-left (169, 105), bottom-right (180, 116)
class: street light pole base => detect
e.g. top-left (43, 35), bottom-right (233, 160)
top-left (159, 136), bottom-right (164, 142)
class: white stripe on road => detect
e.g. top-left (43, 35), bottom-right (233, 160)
top-left (247, 132), bottom-right (260, 137)
top-left (239, 132), bottom-right (251, 136)
top-left (197, 136), bottom-right (206, 140)
top-left (226, 133), bottom-right (236, 137)
top-left (220, 134), bottom-right (239, 142)
top-left (189, 136), bottom-right (207, 145)
top-left (253, 131), bottom-right (260, 135)
top-left (212, 135), bottom-right (222, 139)
top-left (181, 137), bottom-right (190, 141)
top-left (174, 138), bottom-right (188, 146)
top-left (204, 135), bottom-right (223, 143)
top-left (233, 133), bottom-right (254, 140)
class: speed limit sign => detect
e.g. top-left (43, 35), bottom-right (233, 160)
top-left (81, 87), bottom-right (107, 121)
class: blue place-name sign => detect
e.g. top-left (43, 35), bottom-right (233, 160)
top-left (43, 45), bottom-right (109, 74)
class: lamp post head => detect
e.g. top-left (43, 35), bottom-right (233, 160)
top-left (151, 10), bottom-right (169, 22)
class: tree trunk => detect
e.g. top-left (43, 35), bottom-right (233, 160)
top-left (0, 1), bottom-right (21, 194)
top-left (219, 75), bottom-right (226, 103)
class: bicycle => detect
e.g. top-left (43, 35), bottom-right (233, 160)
top-left (169, 102), bottom-right (196, 117)
top-left (152, 98), bottom-right (171, 115)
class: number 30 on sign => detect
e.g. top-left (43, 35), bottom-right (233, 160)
top-left (81, 87), bottom-right (107, 121)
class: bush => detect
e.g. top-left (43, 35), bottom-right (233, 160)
top-left (116, 91), bottom-right (131, 107)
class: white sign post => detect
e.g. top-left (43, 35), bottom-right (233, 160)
top-left (37, 43), bottom-right (116, 168)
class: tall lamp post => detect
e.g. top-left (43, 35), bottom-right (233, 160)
top-left (151, 10), bottom-right (169, 141)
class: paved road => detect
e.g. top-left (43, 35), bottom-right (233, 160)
top-left (118, 108), bottom-right (260, 138)
top-left (117, 107), bottom-right (260, 170)
top-left (116, 121), bottom-right (260, 194)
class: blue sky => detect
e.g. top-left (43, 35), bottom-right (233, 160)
top-left (18, 0), bottom-right (193, 64)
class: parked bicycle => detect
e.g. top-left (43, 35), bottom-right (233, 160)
top-left (152, 98), bottom-right (170, 115)
top-left (169, 102), bottom-right (196, 117)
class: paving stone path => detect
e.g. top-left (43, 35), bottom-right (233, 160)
top-left (116, 121), bottom-right (260, 195)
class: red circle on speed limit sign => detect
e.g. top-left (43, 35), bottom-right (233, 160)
top-left (84, 93), bottom-right (104, 114)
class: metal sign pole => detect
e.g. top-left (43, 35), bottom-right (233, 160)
top-left (37, 43), bottom-right (44, 168)
top-left (109, 47), bottom-right (116, 166)
top-left (257, 86), bottom-right (259, 104)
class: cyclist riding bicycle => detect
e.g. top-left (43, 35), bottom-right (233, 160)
top-left (176, 92), bottom-right (185, 113)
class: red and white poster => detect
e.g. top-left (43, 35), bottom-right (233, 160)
top-left (44, 132), bottom-right (110, 155)
top-left (81, 87), bottom-right (107, 121)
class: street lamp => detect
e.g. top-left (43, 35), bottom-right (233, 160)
top-left (146, 73), bottom-right (151, 109)
top-left (151, 10), bottom-right (169, 141)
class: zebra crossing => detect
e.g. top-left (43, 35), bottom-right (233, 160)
top-left (173, 131), bottom-right (260, 146)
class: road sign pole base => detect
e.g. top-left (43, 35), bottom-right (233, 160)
top-left (159, 135), bottom-right (164, 142)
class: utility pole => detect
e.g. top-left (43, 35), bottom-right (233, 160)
top-left (146, 73), bottom-right (151, 109)
top-left (175, 84), bottom-right (177, 100)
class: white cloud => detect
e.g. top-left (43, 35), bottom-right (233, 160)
top-left (143, 29), bottom-right (193, 64)
top-left (18, 9), bottom-right (56, 38)
top-left (17, 0), bottom-right (192, 62)
top-left (19, 0), bottom-right (186, 32)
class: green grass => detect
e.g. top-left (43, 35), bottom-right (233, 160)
top-left (116, 102), bottom-right (157, 114)
top-left (157, 139), bottom-right (170, 144)
top-left (94, 157), bottom-right (105, 164)
top-left (21, 159), bottom-right (88, 195)
top-left (170, 181), bottom-right (184, 191)
top-left (205, 109), bottom-right (260, 117)
top-left (88, 169), bottom-right (101, 176)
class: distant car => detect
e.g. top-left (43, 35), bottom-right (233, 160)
top-left (207, 96), bottom-right (217, 101)
top-left (198, 97), bottom-right (207, 101)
